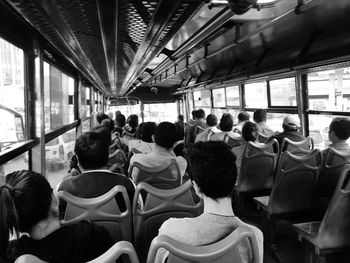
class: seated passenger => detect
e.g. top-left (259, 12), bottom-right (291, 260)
top-left (195, 114), bottom-right (221, 142)
top-left (95, 111), bottom-right (109, 125)
top-left (128, 122), bottom-right (156, 154)
top-left (154, 141), bottom-right (263, 263)
top-left (0, 170), bottom-right (113, 262)
top-left (210, 113), bottom-right (240, 141)
top-left (232, 121), bottom-right (261, 172)
top-left (267, 115), bottom-right (305, 149)
top-left (185, 109), bottom-right (206, 147)
top-left (174, 114), bottom-right (185, 141)
top-left (233, 111), bottom-right (250, 135)
top-left (121, 114), bottom-right (139, 146)
top-left (114, 113), bottom-right (126, 137)
top-left (326, 117), bottom-right (350, 151)
top-left (129, 122), bottom-right (187, 181)
top-left (253, 109), bottom-right (274, 137)
top-left (58, 131), bottom-right (135, 216)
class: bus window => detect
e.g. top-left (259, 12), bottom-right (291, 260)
top-left (0, 105), bottom-right (24, 152)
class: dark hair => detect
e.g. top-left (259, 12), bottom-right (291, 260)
top-left (238, 111), bottom-right (250, 122)
top-left (0, 170), bottom-right (53, 257)
top-left (193, 109), bottom-right (205, 119)
top-left (75, 132), bottom-right (109, 169)
top-left (206, 114), bottom-right (218, 127)
top-left (140, 122), bottom-right (157, 143)
top-left (329, 117), bottom-right (350, 140)
top-left (96, 112), bottom-right (109, 124)
top-left (154, 122), bottom-right (178, 149)
top-left (115, 113), bottom-right (126, 128)
top-left (128, 114), bottom-right (139, 129)
top-left (253, 109), bottom-right (267, 123)
top-left (219, 113), bottom-right (234, 132)
top-left (191, 110), bottom-right (196, 119)
top-left (178, 115), bottom-right (184, 122)
top-left (242, 121), bottom-right (259, 142)
top-left (92, 125), bottom-right (112, 145)
top-left (188, 141), bottom-right (237, 199)
top-left (101, 118), bottom-right (115, 132)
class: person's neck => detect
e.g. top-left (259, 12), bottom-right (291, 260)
top-left (154, 144), bottom-right (172, 152)
top-left (30, 216), bottom-right (60, 240)
top-left (80, 166), bottom-right (108, 172)
top-left (331, 139), bottom-right (348, 144)
top-left (203, 196), bottom-right (235, 216)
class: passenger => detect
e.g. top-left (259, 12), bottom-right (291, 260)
top-left (232, 121), bottom-right (261, 172)
top-left (58, 131), bottom-right (135, 216)
top-left (0, 170), bottom-right (113, 262)
top-left (128, 122), bottom-right (156, 154)
top-left (195, 114), bottom-right (221, 142)
top-left (92, 124), bottom-right (112, 145)
top-left (114, 113), bottom-right (126, 137)
top-left (210, 113), bottom-right (240, 141)
top-left (185, 109), bottom-right (206, 147)
top-left (253, 109), bottom-right (274, 137)
top-left (326, 117), bottom-right (350, 151)
top-left (101, 118), bottom-right (115, 133)
top-left (95, 112), bottom-right (109, 125)
top-left (154, 141), bottom-right (263, 263)
top-left (121, 114), bottom-right (139, 146)
top-left (129, 122), bottom-right (187, 181)
top-left (174, 114), bottom-right (185, 141)
top-left (233, 111), bottom-right (250, 135)
top-left (267, 115), bottom-right (305, 149)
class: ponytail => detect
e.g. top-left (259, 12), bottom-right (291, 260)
top-left (0, 185), bottom-right (19, 257)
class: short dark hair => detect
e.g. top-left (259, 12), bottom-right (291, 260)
top-left (188, 141), bottom-right (237, 199)
top-left (154, 122), bottom-right (178, 149)
top-left (193, 109), bottom-right (205, 119)
top-left (101, 118), bottom-right (115, 132)
top-left (92, 125), bottom-right (112, 145)
top-left (128, 114), bottom-right (139, 129)
top-left (329, 117), bottom-right (350, 140)
top-left (206, 114), bottom-right (218, 127)
top-left (253, 109), bottom-right (267, 123)
top-left (242, 121), bottom-right (259, 142)
top-left (0, 170), bottom-right (52, 256)
top-left (96, 112), bottom-right (109, 124)
top-left (140, 122), bottom-right (157, 143)
top-left (219, 113), bottom-right (234, 132)
top-left (178, 115), bottom-right (184, 122)
top-left (115, 113), bottom-right (126, 128)
top-left (191, 110), bottom-right (196, 119)
top-left (75, 132), bottom-right (109, 170)
top-left (238, 111), bottom-right (250, 122)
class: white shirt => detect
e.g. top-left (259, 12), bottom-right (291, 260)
top-left (128, 140), bottom-right (155, 154)
top-left (210, 131), bottom-right (241, 141)
top-left (195, 126), bottom-right (221, 142)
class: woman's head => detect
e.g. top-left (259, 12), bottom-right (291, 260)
top-left (242, 121), bottom-right (259, 142)
top-left (0, 170), bottom-right (54, 256)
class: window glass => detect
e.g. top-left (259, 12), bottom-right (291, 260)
top-left (43, 62), bottom-right (74, 132)
top-left (81, 85), bottom-right (87, 119)
top-left (82, 118), bottom-right (91, 133)
top-left (267, 113), bottom-right (299, 133)
top-left (143, 103), bottom-right (178, 123)
top-left (308, 68), bottom-right (350, 112)
top-left (45, 129), bottom-right (76, 188)
top-left (94, 91), bottom-right (98, 112)
top-left (193, 90), bottom-right (211, 108)
top-left (0, 152), bottom-right (28, 183)
top-left (245, 82), bottom-right (268, 108)
top-left (187, 92), bottom-right (194, 118)
top-left (226, 86), bottom-right (239, 106)
top-left (269, 78), bottom-right (297, 106)
top-left (212, 88), bottom-right (226, 108)
top-left (0, 38), bottom-right (25, 150)
top-left (212, 108), bottom-right (228, 120)
top-left (86, 87), bottom-right (91, 116)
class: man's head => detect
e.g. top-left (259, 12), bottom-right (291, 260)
top-left (128, 114), bottom-right (139, 129)
top-left (193, 109), bottom-right (205, 121)
top-left (238, 111), bottom-right (250, 123)
top-left (242, 121), bottom-right (259, 142)
top-left (74, 132), bottom-right (109, 170)
top-left (219, 113), bottom-right (234, 132)
top-left (282, 115), bottom-right (299, 131)
top-left (140, 122), bottom-right (157, 143)
top-left (115, 113), bottom-right (126, 128)
top-left (154, 122), bottom-right (178, 149)
top-left (178, 115), bottom-right (184, 122)
top-left (188, 141), bottom-right (237, 200)
top-left (253, 109), bottom-right (267, 123)
top-left (206, 114), bottom-right (218, 127)
top-left (101, 118), bottom-right (115, 132)
top-left (329, 117), bottom-right (350, 142)
top-left (96, 112), bottom-right (109, 124)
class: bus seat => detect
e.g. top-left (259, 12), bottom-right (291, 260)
top-left (173, 140), bottom-right (184, 157)
top-left (313, 148), bottom-right (350, 218)
top-left (280, 137), bottom-right (314, 154)
top-left (146, 226), bottom-right (260, 263)
top-left (129, 159), bottom-right (182, 189)
top-left (58, 185), bottom-right (132, 243)
top-left (257, 133), bottom-right (269, 143)
top-left (234, 139), bottom-right (279, 216)
top-left (254, 149), bottom-right (322, 247)
top-left (109, 149), bottom-right (128, 174)
top-left (293, 165), bottom-right (350, 263)
top-left (223, 133), bottom-right (243, 148)
top-left (15, 241), bottom-right (140, 263)
top-left (195, 125), bottom-right (205, 135)
top-left (133, 181), bottom-right (203, 262)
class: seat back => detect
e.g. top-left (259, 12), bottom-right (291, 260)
top-left (236, 139), bottom-right (279, 193)
top-left (268, 150), bottom-right (322, 215)
top-left (280, 137), bottom-right (313, 154)
top-left (223, 133), bottom-right (242, 148)
top-left (146, 226), bottom-right (260, 263)
top-left (173, 140), bottom-right (184, 157)
top-left (316, 165), bottom-right (350, 249)
top-left (133, 181), bottom-right (203, 261)
top-left (196, 125), bottom-right (205, 135)
top-left (129, 159), bottom-right (182, 189)
top-left (58, 185), bottom-right (132, 242)
top-left (15, 255), bottom-right (46, 263)
top-left (257, 133), bottom-right (269, 143)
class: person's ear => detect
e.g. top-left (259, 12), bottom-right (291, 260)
top-left (151, 135), bottom-right (155, 143)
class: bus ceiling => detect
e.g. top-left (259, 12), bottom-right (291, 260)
top-left (3, 0), bottom-right (350, 101)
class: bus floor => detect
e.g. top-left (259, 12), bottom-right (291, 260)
top-left (240, 199), bottom-right (349, 263)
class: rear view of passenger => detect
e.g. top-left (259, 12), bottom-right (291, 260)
top-left (0, 170), bottom-right (112, 263)
top-left (327, 117), bottom-right (350, 151)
